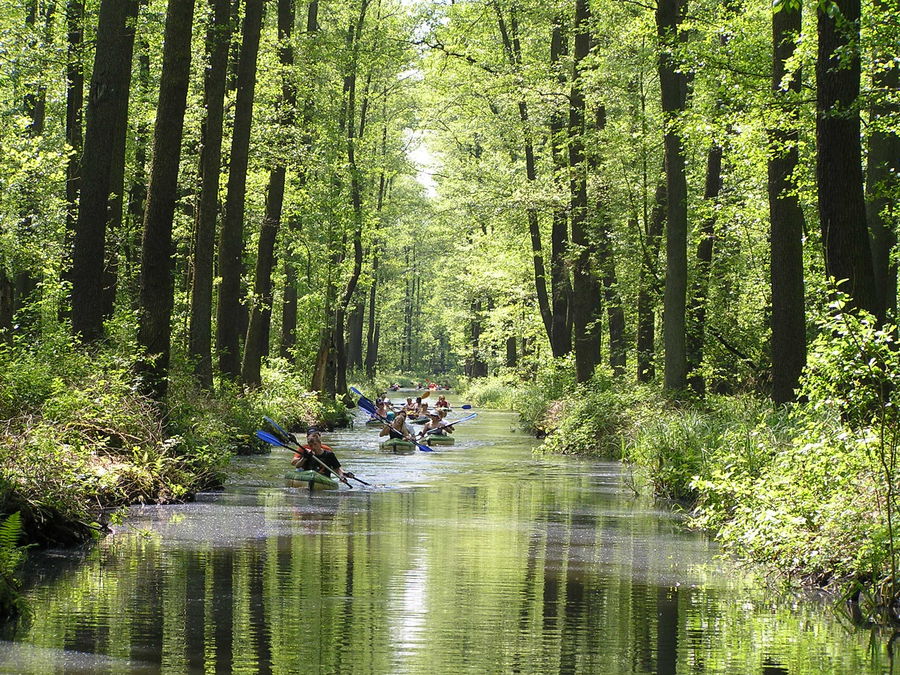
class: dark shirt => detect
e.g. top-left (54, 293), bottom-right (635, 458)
top-left (297, 448), bottom-right (341, 477)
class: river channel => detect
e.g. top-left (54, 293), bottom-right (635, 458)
top-left (0, 401), bottom-right (894, 673)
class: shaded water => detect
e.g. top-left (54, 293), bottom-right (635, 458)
top-left (0, 400), bottom-right (895, 673)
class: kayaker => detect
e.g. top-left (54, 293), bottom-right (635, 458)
top-left (380, 410), bottom-right (415, 441)
top-left (293, 428), bottom-right (350, 480)
top-left (420, 411), bottom-right (445, 437)
top-left (436, 408), bottom-right (454, 434)
top-left (436, 394), bottom-right (450, 410)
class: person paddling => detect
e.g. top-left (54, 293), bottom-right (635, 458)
top-left (380, 410), bottom-right (415, 441)
top-left (292, 428), bottom-right (351, 481)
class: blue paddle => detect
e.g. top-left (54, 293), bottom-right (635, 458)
top-left (351, 387), bottom-right (434, 452)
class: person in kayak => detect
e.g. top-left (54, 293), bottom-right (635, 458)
top-left (292, 428), bottom-right (350, 480)
top-left (380, 410), bottom-right (415, 441)
top-left (435, 394), bottom-right (450, 410)
top-left (419, 411), bottom-right (446, 437)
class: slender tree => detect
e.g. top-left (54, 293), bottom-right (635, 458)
top-left (137, 0), bottom-right (196, 400)
top-left (816, 0), bottom-right (878, 316)
top-left (657, 0), bottom-right (689, 392)
top-left (569, 0), bottom-right (600, 383)
top-left (637, 181), bottom-right (666, 383)
top-left (71, 0), bottom-right (139, 342)
top-left (769, 0), bottom-right (807, 404)
top-left (243, 0), bottom-right (296, 388)
top-left (216, 0), bottom-right (264, 378)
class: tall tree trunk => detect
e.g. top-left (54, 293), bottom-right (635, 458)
top-left (592, 106), bottom-right (626, 376)
top-left (550, 16), bottom-right (572, 358)
top-left (280, 0), bottom-right (318, 361)
top-left (216, 0), bottom-right (263, 378)
top-left (332, 0), bottom-right (370, 398)
top-left (817, 0), bottom-right (878, 316)
top-left (769, 1), bottom-right (807, 405)
top-left (686, 142), bottom-right (723, 396)
top-left (126, 31), bottom-right (151, 308)
top-left (637, 181), bottom-right (666, 382)
top-left (136, 0), bottom-right (196, 400)
top-left (569, 0), bottom-right (599, 383)
top-left (364, 133), bottom-right (387, 379)
top-left (347, 296), bottom-right (365, 370)
top-left (63, 0), bottom-right (84, 296)
top-left (866, 0), bottom-right (899, 319)
top-left (657, 0), bottom-right (689, 391)
top-left (71, 0), bottom-right (139, 343)
top-left (100, 0), bottom-right (140, 321)
top-left (242, 0), bottom-right (295, 388)
top-left (189, 0), bottom-right (231, 386)
top-left (492, 2), bottom-right (554, 347)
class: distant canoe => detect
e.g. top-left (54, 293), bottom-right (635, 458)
top-left (380, 438), bottom-right (416, 454)
top-left (284, 469), bottom-right (339, 490)
top-left (424, 434), bottom-right (454, 446)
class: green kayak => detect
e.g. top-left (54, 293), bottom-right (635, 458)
top-left (365, 418), bottom-right (383, 427)
top-left (380, 438), bottom-right (416, 454)
top-left (284, 469), bottom-right (339, 490)
top-left (424, 434), bottom-right (454, 446)
top-left (413, 416), bottom-right (430, 424)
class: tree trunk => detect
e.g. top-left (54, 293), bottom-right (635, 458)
top-left (280, 0), bottom-right (318, 361)
top-left (136, 0), bottom-right (195, 400)
top-left (657, 0), bottom-right (690, 392)
top-left (550, 16), bottom-right (572, 358)
top-left (637, 181), bottom-right (666, 382)
top-left (242, 0), bottom-right (295, 389)
top-left (492, 2), bottom-right (554, 347)
top-left (817, 0), bottom-right (878, 316)
top-left (100, 0), bottom-right (140, 321)
top-left (188, 0), bottom-right (231, 387)
top-left (71, 0), bottom-right (139, 343)
top-left (64, 0), bottom-right (84, 293)
top-left (125, 31), bottom-right (151, 309)
top-left (769, 1), bottom-right (807, 405)
top-left (686, 142), bottom-right (723, 396)
top-left (569, 0), bottom-right (599, 383)
top-left (216, 0), bottom-right (264, 378)
top-left (866, 0), bottom-right (899, 319)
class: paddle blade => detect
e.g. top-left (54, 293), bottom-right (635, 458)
top-left (357, 397), bottom-right (377, 415)
top-left (421, 390), bottom-right (431, 400)
top-left (263, 416), bottom-right (292, 444)
top-left (417, 443), bottom-right (434, 452)
top-left (256, 430), bottom-right (290, 448)
top-left (461, 404), bottom-right (472, 409)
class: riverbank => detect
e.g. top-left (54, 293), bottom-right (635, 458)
top-left (0, 333), bottom-right (349, 620)
top-left (461, 330), bottom-right (900, 622)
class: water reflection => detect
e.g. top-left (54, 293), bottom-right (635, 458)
top-left (0, 406), bottom-right (895, 673)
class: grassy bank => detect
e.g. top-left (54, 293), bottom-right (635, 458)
top-left (484, 309), bottom-right (900, 622)
top-left (0, 329), bottom-right (350, 621)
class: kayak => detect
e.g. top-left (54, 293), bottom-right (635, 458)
top-left (424, 434), bottom-right (454, 446)
top-left (413, 416), bottom-right (430, 424)
top-left (365, 418), bottom-right (383, 426)
top-left (380, 438), bottom-right (416, 454)
top-left (284, 469), bottom-right (339, 490)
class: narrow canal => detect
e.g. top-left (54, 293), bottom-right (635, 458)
top-left (0, 399), bottom-right (893, 673)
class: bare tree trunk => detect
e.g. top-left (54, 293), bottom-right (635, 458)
top-left (817, 0), bottom-right (878, 316)
top-left (216, 0), bottom-right (264, 378)
top-left (657, 0), bottom-right (690, 392)
top-left (866, 0), bottom-right (899, 319)
top-left (550, 16), bottom-right (572, 358)
top-left (71, 0), bottom-right (139, 343)
top-left (242, 0), bottom-right (295, 388)
top-left (637, 181), bottom-right (666, 382)
top-left (63, 0), bottom-right (84, 305)
top-left (137, 0), bottom-right (196, 400)
top-left (188, 0), bottom-right (231, 387)
top-left (569, 0), bottom-right (599, 383)
top-left (769, 1), bottom-right (807, 404)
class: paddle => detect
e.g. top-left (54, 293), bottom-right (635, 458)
top-left (255, 430), bottom-right (355, 489)
top-left (350, 387), bottom-right (434, 452)
top-left (420, 412), bottom-right (478, 438)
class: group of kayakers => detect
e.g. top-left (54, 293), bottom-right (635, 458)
top-left (290, 396), bottom-right (459, 484)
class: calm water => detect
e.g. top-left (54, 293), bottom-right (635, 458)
top-left (0, 400), bottom-right (895, 674)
